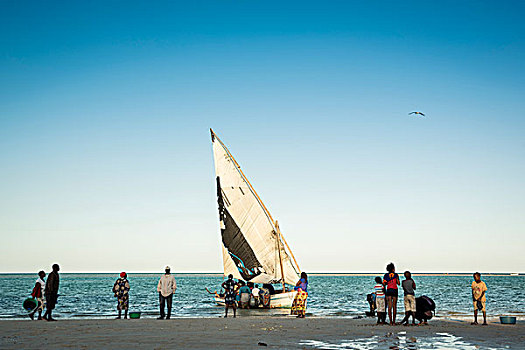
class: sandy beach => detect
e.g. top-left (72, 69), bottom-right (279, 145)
top-left (1, 317), bottom-right (523, 349)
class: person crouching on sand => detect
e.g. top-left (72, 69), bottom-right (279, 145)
top-left (157, 266), bottom-right (177, 320)
top-left (222, 274), bottom-right (237, 317)
top-left (43, 264), bottom-right (60, 321)
top-left (373, 276), bottom-right (386, 324)
top-left (113, 272), bottom-right (130, 319)
top-left (238, 281), bottom-right (251, 309)
top-left (400, 271), bottom-right (417, 326)
top-left (383, 262), bottom-right (400, 325)
top-left (29, 270), bottom-right (46, 320)
top-left (471, 272), bottom-right (488, 325)
top-left (291, 272), bottom-right (308, 318)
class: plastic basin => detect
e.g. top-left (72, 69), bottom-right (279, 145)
top-left (500, 316), bottom-right (516, 324)
top-left (23, 298), bottom-right (38, 313)
top-left (129, 312), bottom-right (141, 319)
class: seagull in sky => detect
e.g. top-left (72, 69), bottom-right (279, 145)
top-left (409, 111), bottom-right (426, 117)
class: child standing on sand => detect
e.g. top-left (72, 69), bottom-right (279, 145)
top-left (400, 271), bottom-right (416, 326)
top-left (471, 272), bottom-right (488, 325)
top-left (374, 277), bottom-right (386, 324)
top-left (383, 262), bottom-right (400, 325)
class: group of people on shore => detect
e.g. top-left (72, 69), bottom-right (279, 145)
top-left (372, 263), bottom-right (488, 326)
top-left (27, 263), bottom-right (488, 324)
top-left (372, 263), bottom-right (420, 326)
top-left (220, 272), bottom-right (309, 318)
top-left (220, 276), bottom-right (269, 318)
top-left (27, 265), bottom-right (177, 321)
top-left (27, 265), bottom-right (308, 320)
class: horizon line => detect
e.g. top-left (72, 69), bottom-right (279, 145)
top-left (0, 271), bottom-right (522, 275)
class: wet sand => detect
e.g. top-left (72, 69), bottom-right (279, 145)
top-left (1, 317), bottom-right (523, 349)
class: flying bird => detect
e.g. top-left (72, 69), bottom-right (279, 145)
top-left (409, 111), bottom-right (426, 117)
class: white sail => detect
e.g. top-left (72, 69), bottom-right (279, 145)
top-left (211, 130), bottom-right (300, 285)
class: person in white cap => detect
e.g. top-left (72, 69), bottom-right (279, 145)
top-left (157, 266), bottom-right (177, 319)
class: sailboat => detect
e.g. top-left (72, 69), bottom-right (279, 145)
top-left (210, 129), bottom-right (301, 308)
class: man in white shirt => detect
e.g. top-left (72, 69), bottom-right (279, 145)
top-left (252, 284), bottom-right (261, 307)
top-left (157, 266), bottom-right (177, 320)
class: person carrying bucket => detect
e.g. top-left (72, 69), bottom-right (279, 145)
top-left (28, 270), bottom-right (46, 320)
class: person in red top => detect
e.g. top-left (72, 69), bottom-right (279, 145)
top-left (383, 262), bottom-right (400, 325)
top-left (29, 270), bottom-right (46, 320)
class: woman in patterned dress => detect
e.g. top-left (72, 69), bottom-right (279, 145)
top-left (113, 272), bottom-right (130, 319)
top-left (221, 274), bottom-right (237, 318)
top-left (291, 272), bottom-right (308, 318)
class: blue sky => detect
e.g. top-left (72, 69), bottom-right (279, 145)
top-left (1, 1), bottom-right (524, 273)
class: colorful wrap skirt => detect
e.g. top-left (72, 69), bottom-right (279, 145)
top-left (36, 297), bottom-right (45, 312)
top-left (260, 288), bottom-right (271, 308)
top-left (117, 295), bottom-right (129, 311)
top-left (291, 289), bottom-right (308, 315)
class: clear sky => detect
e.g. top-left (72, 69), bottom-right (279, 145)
top-left (1, 1), bottom-right (524, 273)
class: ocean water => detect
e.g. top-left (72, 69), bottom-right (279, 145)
top-left (0, 274), bottom-right (523, 320)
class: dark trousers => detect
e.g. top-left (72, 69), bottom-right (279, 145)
top-left (159, 293), bottom-right (173, 318)
top-left (46, 293), bottom-right (58, 310)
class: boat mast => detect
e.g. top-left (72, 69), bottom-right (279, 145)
top-left (278, 229), bottom-right (301, 274)
top-left (274, 221), bottom-right (287, 292)
top-left (210, 128), bottom-right (301, 278)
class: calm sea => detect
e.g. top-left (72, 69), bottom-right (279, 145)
top-left (0, 274), bottom-right (523, 320)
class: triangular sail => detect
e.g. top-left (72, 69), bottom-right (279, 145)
top-left (211, 130), bottom-right (300, 285)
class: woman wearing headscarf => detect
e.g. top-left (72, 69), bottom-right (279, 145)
top-left (113, 272), bottom-right (130, 319)
top-left (291, 272), bottom-right (308, 318)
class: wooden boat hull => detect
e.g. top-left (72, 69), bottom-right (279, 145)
top-left (214, 290), bottom-right (297, 309)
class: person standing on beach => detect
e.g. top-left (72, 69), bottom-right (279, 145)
top-left (157, 266), bottom-right (177, 320)
top-left (251, 284), bottom-right (261, 307)
top-left (291, 272), bottom-right (308, 318)
top-left (373, 276), bottom-right (386, 324)
top-left (43, 264), bottom-right (60, 321)
top-left (221, 274), bottom-right (237, 317)
top-left (383, 263), bottom-right (400, 325)
top-left (29, 270), bottom-right (46, 320)
top-left (113, 272), bottom-right (130, 319)
top-left (471, 272), bottom-right (488, 325)
top-left (400, 271), bottom-right (417, 326)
